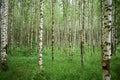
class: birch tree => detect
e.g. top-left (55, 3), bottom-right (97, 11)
top-left (52, 0), bottom-right (55, 61)
top-left (81, 0), bottom-right (85, 67)
top-left (101, 0), bottom-right (112, 80)
top-left (1, 0), bottom-right (8, 71)
top-left (39, 0), bottom-right (44, 72)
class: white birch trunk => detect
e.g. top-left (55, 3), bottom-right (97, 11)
top-left (102, 0), bottom-right (112, 80)
top-left (39, 0), bottom-right (44, 72)
top-left (1, 0), bottom-right (8, 71)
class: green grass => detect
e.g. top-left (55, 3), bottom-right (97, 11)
top-left (0, 46), bottom-right (120, 80)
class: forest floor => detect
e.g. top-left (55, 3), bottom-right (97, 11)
top-left (0, 46), bottom-right (120, 80)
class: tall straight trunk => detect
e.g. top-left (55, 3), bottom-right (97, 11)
top-left (111, 0), bottom-right (117, 55)
top-left (87, 0), bottom-right (90, 53)
top-left (81, 0), bottom-right (85, 67)
top-left (46, 29), bottom-right (49, 47)
top-left (27, 22), bottom-right (30, 46)
top-left (62, 0), bottom-right (67, 52)
top-left (1, 0), bottom-right (8, 71)
top-left (19, 26), bottom-right (22, 47)
top-left (111, 0), bottom-right (114, 55)
top-left (69, 28), bottom-right (72, 58)
top-left (58, 23), bottom-right (61, 49)
top-left (39, 0), bottom-right (44, 73)
top-left (30, 26), bottom-right (33, 52)
top-left (101, 0), bottom-right (103, 50)
top-left (52, 0), bottom-right (55, 61)
top-left (72, 0), bottom-right (77, 57)
top-left (10, 22), bottom-right (14, 54)
top-left (113, 0), bottom-right (117, 55)
top-left (30, 1), bottom-right (35, 53)
top-left (79, 0), bottom-right (82, 56)
top-left (35, 24), bottom-right (38, 52)
top-left (57, 3), bottom-right (60, 49)
top-left (35, 4), bottom-right (38, 52)
top-left (90, 0), bottom-right (95, 56)
top-left (101, 0), bottom-right (112, 80)
top-left (78, 0), bottom-right (81, 48)
top-left (9, 0), bottom-right (14, 54)
top-left (69, 0), bottom-right (73, 59)
top-left (35, 0), bottom-right (39, 53)
top-left (19, 1), bottom-right (22, 48)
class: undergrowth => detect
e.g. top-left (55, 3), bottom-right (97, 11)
top-left (0, 46), bottom-right (120, 80)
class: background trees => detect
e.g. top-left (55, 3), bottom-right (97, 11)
top-left (0, 0), bottom-right (120, 80)
top-left (0, 0), bottom-right (102, 52)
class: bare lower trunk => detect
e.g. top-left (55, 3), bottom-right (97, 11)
top-left (52, 0), bottom-right (55, 61)
top-left (39, 0), bottom-right (44, 73)
top-left (80, 0), bottom-right (85, 67)
top-left (101, 0), bottom-right (112, 80)
top-left (1, 0), bottom-right (8, 71)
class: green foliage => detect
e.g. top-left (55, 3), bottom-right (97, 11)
top-left (111, 46), bottom-right (120, 80)
top-left (0, 46), bottom-right (120, 80)
top-left (114, 0), bottom-right (120, 43)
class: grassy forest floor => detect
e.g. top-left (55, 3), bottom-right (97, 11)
top-left (0, 46), bottom-right (120, 80)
